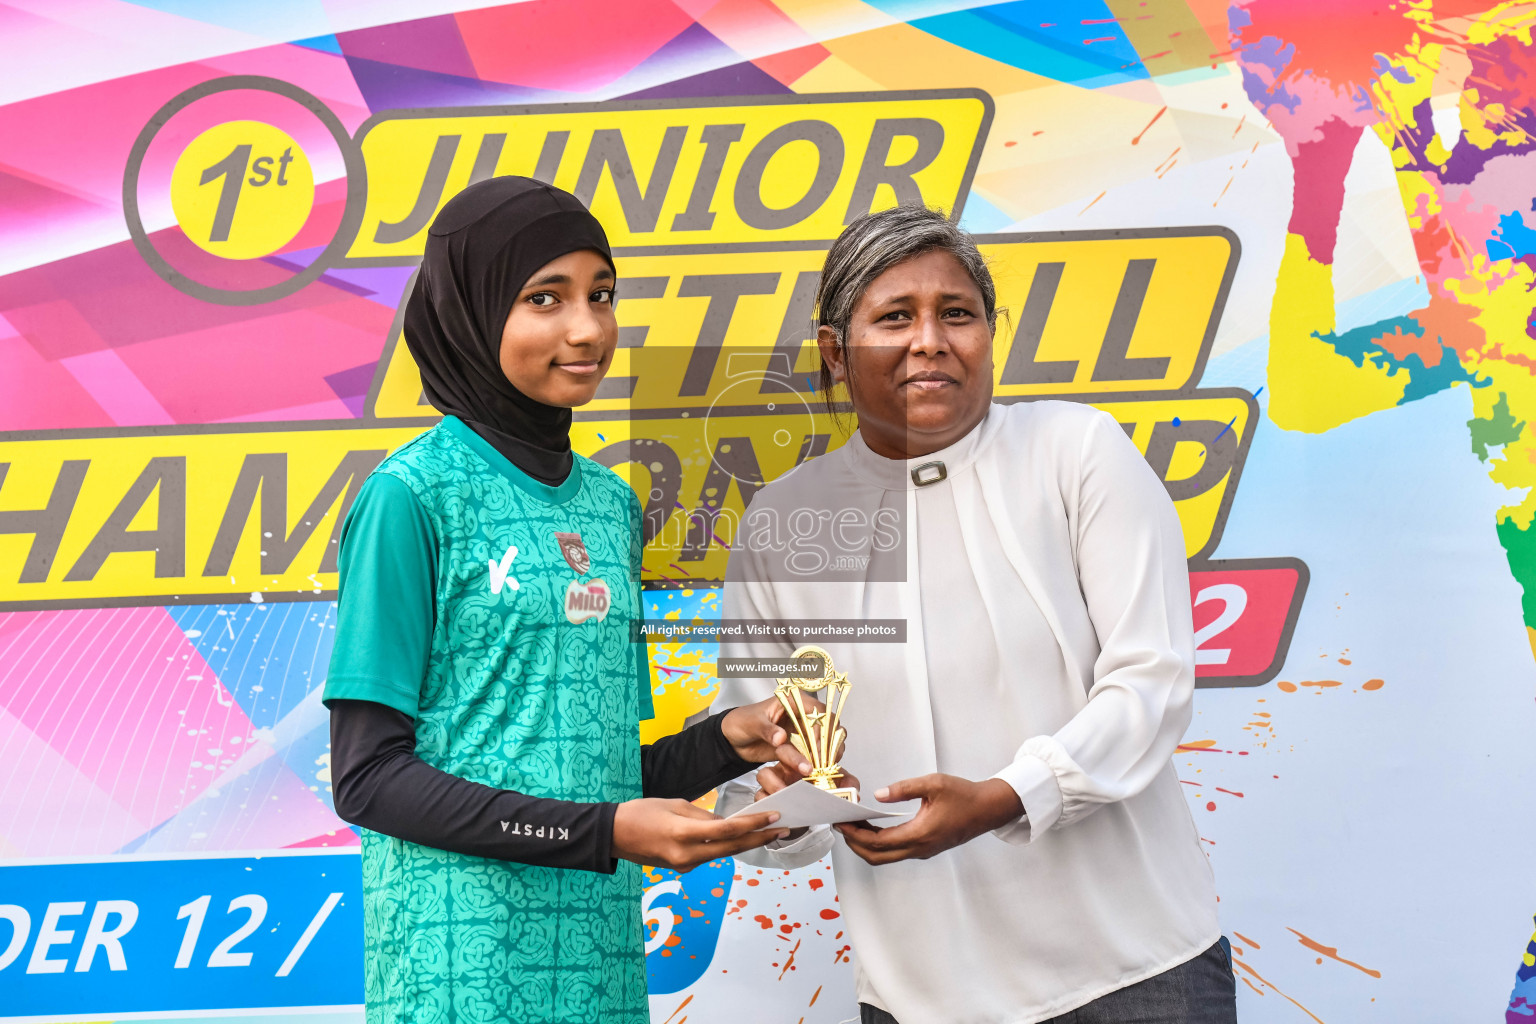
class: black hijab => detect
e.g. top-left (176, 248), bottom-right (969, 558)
top-left (403, 177), bottom-right (614, 485)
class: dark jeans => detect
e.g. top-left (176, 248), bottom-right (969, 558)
top-left (859, 938), bottom-right (1238, 1024)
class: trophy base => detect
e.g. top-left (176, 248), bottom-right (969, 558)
top-left (808, 767), bottom-right (857, 802)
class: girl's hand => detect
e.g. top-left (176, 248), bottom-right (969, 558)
top-left (721, 695), bottom-right (818, 770)
top-left (612, 799), bottom-right (788, 872)
top-left (754, 759), bottom-right (801, 797)
top-left (833, 774), bottom-right (1023, 865)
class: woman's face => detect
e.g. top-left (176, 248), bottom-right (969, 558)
top-left (498, 248), bottom-right (618, 408)
top-left (818, 248), bottom-right (995, 460)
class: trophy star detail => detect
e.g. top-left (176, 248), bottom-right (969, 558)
top-left (775, 645), bottom-right (857, 802)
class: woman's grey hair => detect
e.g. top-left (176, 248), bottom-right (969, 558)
top-left (814, 204), bottom-right (997, 413)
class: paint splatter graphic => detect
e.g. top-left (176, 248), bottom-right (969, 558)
top-left (639, 588), bottom-right (726, 746)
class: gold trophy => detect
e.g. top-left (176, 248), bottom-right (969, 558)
top-left (774, 645), bottom-right (857, 801)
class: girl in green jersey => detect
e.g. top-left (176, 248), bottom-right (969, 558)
top-left (324, 177), bottom-right (801, 1024)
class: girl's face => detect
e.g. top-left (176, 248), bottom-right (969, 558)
top-left (817, 248), bottom-right (995, 460)
top-left (498, 248), bottom-right (618, 408)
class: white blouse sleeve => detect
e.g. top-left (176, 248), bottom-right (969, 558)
top-left (991, 410), bottom-right (1196, 844)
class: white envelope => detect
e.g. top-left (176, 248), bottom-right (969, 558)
top-left (727, 779), bottom-right (909, 830)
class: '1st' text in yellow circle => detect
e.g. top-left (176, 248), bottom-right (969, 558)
top-left (170, 121), bottom-right (315, 259)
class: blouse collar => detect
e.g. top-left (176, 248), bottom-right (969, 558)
top-left (841, 403), bottom-right (1000, 491)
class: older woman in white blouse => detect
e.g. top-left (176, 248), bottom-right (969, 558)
top-left (712, 206), bottom-right (1236, 1024)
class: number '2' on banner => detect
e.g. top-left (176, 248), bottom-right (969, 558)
top-left (1189, 558), bottom-right (1309, 688)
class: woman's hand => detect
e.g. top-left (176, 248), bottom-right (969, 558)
top-left (612, 799), bottom-right (788, 872)
top-left (721, 694), bottom-right (816, 770)
top-left (834, 774), bottom-right (1023, 865)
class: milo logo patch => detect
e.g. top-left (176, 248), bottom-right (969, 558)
top-left (564, 577), bottom-right (611, 624)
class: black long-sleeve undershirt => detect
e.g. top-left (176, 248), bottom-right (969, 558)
top-left (329, 699), bottom-right (759, 874)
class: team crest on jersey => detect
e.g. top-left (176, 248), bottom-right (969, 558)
top-left (564, 577), bottom-right (610, 624)
top-left (554, 532), bottom-right (590, 575)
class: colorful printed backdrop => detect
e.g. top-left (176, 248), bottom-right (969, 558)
top-left (1, 1), bottom-right (1534, 1021)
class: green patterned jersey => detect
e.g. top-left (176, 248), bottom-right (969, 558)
top-left (324, 416), bottom-right (651, 1024)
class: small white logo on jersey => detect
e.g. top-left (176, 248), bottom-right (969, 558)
top-left (500, 821), bottom-right (510, 832)
top-left (488, 545), bottom-right (519, 595)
